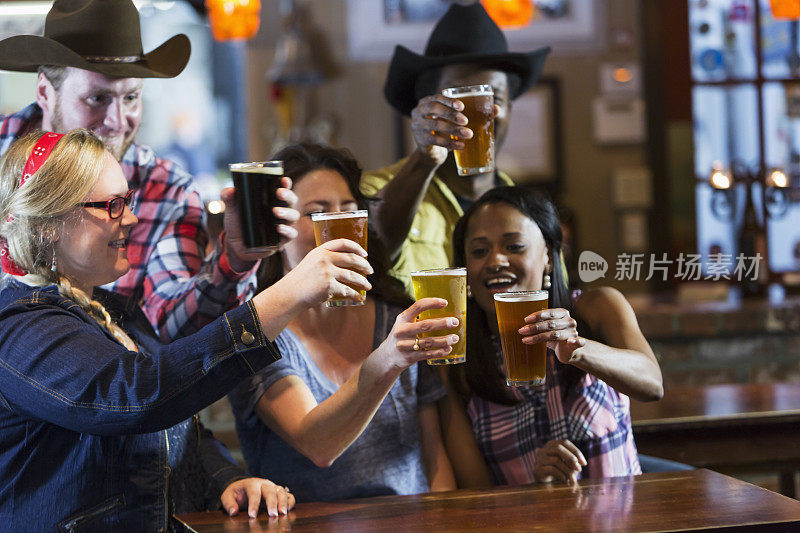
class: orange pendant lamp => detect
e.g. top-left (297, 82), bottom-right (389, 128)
top-left (770, 0), bottom-right (800, 18)
top-left (481, 0), bottom-right (535, 28)
top-left (206, 0), bottom-right (261, 41)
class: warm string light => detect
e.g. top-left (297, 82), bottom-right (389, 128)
top-left (481, 0), bottom-right (535, 28)
top-left (767, 169), bottom-right (789, 188)
top-left (205, 0), bottom-right (261, 41)
top-left (710, 164), bottom-right (732, 189)
top-left (769, 0), bottom-right (800, 19)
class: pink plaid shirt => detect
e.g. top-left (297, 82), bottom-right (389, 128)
top-left (0, 104), bottom-right (259, 341)
top-left (467, 346), bottom-right (641, 485)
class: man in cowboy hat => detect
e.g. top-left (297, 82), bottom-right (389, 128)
top-left (362, 2), bottom-right (549, 292)
top-left (0, 0), bottom-right (298, 523)
top-left (0, 0), bottom-right (298, 339)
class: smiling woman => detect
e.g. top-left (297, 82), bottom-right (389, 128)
top-left (437, 185), bottom-right (663, 487)
top-left (0, 131), bottom-right (392, 530)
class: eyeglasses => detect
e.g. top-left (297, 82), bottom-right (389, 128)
top-left (81, 190), bottom-right (133, 219)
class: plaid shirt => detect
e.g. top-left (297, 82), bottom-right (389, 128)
top-left (467, 342), bottom-right (641, 485)
top-left (0, 104), bottom-right (259, 341)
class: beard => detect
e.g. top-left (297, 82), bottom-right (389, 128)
top-left (50, 98), bottom-right (139, 162)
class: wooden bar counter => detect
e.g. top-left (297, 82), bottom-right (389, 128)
top-left (176, 469), bottom-right (800, 532)
top-left (631, 382), bottom-right (800, 496)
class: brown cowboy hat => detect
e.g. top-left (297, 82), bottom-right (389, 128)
top-left (0, 0), bottom-right (190, 78)
top-left (384, 3), bottom-right (550, 116)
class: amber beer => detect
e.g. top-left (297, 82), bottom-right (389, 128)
top-left (311, 211), bottom-right (369, 307)
top-left (494, 291), bottom-right (549, 386)
top-left (410, 268), bottom-right (467, 365)
top-left (229, 161), bottom-right (285, 252)
top-left (441, 84), bottom-right (494, 176)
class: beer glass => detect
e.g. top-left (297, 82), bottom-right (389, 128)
top-left (229, 161), bottom-right (286, 252)
top-left (493, 290), bottom-right (549, 386)
top-left (441, 84), bottom-right (494, 176)
top-left (410, 268), bottom-right (467, 365)
top-left (311, 210), bottom-right (369, 307)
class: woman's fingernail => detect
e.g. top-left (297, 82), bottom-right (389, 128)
top-left (448, 318), bottom-right (459, 327)
top-left (450, 335), bottom-right (459, 343)
top-left (229, 507), bottom-right (237, 516)
top-left (249, 509), bottom-right (257, 519)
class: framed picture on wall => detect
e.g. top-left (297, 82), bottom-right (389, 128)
top-left (498, 77), bottom-right (563, 195)
top-left (347, 0), bottom-right (604, 61)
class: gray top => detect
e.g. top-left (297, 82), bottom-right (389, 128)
top-left (229, 299), bottom-right (446, 502)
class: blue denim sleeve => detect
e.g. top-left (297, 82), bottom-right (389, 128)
top-left (0, 297), bottom-right (280, 436)
top-left (194, 418), bottom-right (249, 506)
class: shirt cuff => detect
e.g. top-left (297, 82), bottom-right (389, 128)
top-left (222, 300), bottom-right (281, 371)
top-left (218, 230), bottom-right (260, 281)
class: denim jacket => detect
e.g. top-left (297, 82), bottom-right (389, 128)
top-left (0, 280), bottom-right (280, 532)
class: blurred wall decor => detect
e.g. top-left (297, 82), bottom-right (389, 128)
top-left (689, 0), bottom-right (800, 296)
top-left (265, 0), bottom-right (337, 152)
top-left (347, 0), bottom-right (603, 61)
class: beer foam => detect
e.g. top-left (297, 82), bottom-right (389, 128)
top-left (411, 268), bottom-right (466, 277)
top-left (229, 161), bottom-right (283, 174)
top-left (442, 84), bottom-right (493, 98)
top-left (310, 210), bottom-right (368, 221)
top-left (493, 291), bottom-right (548, 302)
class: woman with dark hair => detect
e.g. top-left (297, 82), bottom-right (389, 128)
top-left (229, 143), bottom-right (461, 502)
top-left (443, 185), bottom-right (663, 485)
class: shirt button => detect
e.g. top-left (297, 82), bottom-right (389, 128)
top-left (241, 329), bottom-right (255, 345)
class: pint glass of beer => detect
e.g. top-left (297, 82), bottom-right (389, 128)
top-left (229, 161), bottom-right (286, 252)
top-left (441, 84), bottom-right (494, 176)
top-left (311, 210), bottom-right (369, 307)
top-left (410, 268), bottom-right (467, 365)
top-left (493, 291), bottom-right (549, 386)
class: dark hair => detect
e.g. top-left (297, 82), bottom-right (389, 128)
top-left (450, 186), bottom-right (581, 405)
top-left (414, 65), bottom-right (521, 103)
top-left (257, 142), bottom-right (411, 309)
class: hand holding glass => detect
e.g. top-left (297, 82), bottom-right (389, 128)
top-left (311, 211), bottom-right (369, 307)
top-left (494, 291), bottom-right (549, 386)
top-left (229, 161), bottom-right (286, 252)
top-left (410, 268), bottom-right (467, 365)
top-left (441, 84), bottom-right (494, 176)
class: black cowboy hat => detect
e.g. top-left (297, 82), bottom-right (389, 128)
top-left (384, 2), bottom-right (550, 116)
top-left (0, 0), bottom-right (190, 78)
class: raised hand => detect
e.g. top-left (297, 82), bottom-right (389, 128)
top-left (222, 177), bottom-right (300, 270)
top-left (518, 308), bottom-right (586, 363)
top-left (281, 238), bottom-right (372, 308)
top-left (373, 297), bottom-right (460, 368)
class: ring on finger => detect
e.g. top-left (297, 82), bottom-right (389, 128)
top-left (413, 338), bottom-right (420, 351)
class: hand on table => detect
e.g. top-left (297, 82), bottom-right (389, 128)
top-left (221, 477), bottom-right (295, 518)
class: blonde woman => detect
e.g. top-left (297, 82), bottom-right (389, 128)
top-left (0, 130), bottom-right (376, 530)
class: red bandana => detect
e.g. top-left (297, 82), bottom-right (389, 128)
top-left (1, 132), bottom-right (66, 276)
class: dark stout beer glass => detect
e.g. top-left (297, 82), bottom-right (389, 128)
top-left (229, 161), bottom-right (285, 252)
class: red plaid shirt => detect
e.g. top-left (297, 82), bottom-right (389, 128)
top-left (0, 104), bottom-right (259, 341)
